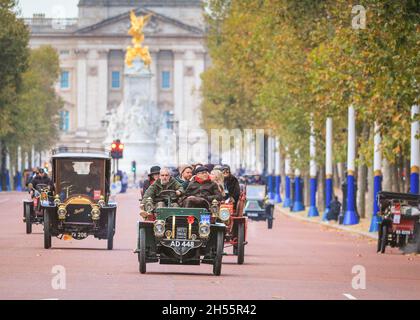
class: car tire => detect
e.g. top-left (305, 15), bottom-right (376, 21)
top-left (380, 224), bottom-right (387, 254)
top-left (44, 211), bottom-right (52, 249)
top-left (25, 203), bottom-right (32, 234)
top-left (237, 222), bottom-right (245, 265)
top-left (138, 227), bottom-right (147, 274)
top-left (213, 230), bottom-right (224, 276)
top-left (267, 206), bottom-right (274, 229)
top-left (107, 211), bottom-right (115, 250)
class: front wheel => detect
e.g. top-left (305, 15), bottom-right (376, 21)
top-left (138, 227), bottom-right (146, 274)
top-left (237, 222), bottom-right (245, 265)
top-left (213, 230), bottom-right (224, 276)
top-left (43, 211), bottom-right (51, 249)
top-left (107, 211), bottom-right (115, 250)
top-left (25, 203), bottom-right (32, 234)
top-left (379, 224), bottom-right (388, 254)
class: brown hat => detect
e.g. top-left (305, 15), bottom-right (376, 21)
top-left (179, 164), bottom-right (193, 175)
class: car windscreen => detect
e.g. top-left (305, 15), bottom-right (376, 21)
top-left (56, 159), bottom-right (105, 200)
top-left (246, 185), bottom-right (266, 199)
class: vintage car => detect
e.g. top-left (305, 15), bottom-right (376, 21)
top-left (377, 191), bottom-right (420, 254)
top-left (243, 184), bottom-right (274, 229)
top-left (136, 190), bottom-right (226, 275)
top-left (42, 148), bottom-right (117, 250)
top-left (211, 191), bottom-right (248, 265)
top-left (22, 183), bottom-right (51, 234)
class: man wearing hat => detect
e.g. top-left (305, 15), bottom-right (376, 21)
top-left (140, 166), bottom-right (161, 198)
top-left (176, 164), bottom-right (193, 190)
top-left (183, 166), bottom-right (223, 209)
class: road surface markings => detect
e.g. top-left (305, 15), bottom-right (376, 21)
top-left (343, 293), bottom-right (357, 300)
top-left (0, 198), bottom-right (10, 204)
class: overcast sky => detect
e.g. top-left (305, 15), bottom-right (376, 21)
top-left (17, 0), bottom-right (79, 18)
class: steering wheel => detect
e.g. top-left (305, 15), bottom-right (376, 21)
top-left (158, 189), bottom-right (178, 199)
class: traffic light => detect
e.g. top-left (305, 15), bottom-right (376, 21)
top-left (131, 161), bottom-right (136, 173)
top-left (111, 140), bottom-right (124, 159)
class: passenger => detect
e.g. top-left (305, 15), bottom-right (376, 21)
top-left (183, 166), bottom-right (223, 209)
top-left (141, 168), bottom-right (184, 209)
top-left (140, 166), bottom-right (161, 198)
top-left (222, 165), bottom-right (240, 207)
top-left (210, 169), bottom-right (225, 198)
top-left (176, 164), bottom-right (193, 190)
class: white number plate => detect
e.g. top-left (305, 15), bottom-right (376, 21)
top-left (169, 240), bottom-right (195, 248)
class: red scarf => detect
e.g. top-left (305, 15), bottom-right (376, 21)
top-left (195, 176), bottom-right (211, 184)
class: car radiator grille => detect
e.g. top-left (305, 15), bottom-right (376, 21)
top-left (165, 216), bottom-right (199, 240)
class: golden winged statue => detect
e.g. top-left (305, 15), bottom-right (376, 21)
top-left (125, 10), bottom-right (153, 67)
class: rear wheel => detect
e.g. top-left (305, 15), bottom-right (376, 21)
top-left (380, 224), bottom-right (388, 254)
top-left (213, 230), bottom-right (224, 276)
top-left (107, 211), bottom-right (115, 250)
top-left (138, 227), bottom-right (146, 274)
top-left (25, 203), bottom-right (32, 234)
top-left (43, 211), bottom-right (51, 249)
top-left (237, 222), bottom-right (245, 265)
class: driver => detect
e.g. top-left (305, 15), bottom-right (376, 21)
top-left (31, 168), bottom-right (54, 192)
top-left (182, 166), bottom-right (223, 209)
top-left (140, 168), bottom-right (185, 214)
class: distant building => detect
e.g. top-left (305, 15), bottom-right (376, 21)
top-left (25, 0), bottom-right (209, 149)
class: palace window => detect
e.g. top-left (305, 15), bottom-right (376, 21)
top-left (60, 71), bottom-right (70, 89)
top-left (161, 71), bottom-right (171, 89)
top-left (111, 71), bottom-right (121, 89)
top-left (59, 111), bottom-right (70, 132)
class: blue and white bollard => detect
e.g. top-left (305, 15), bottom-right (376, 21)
top-left (370, 123), bottom-right (382, 232)
top-left (292, 169), bottom-right (305, 212)
top-left (410, 105), bottom-right (419, 194)
top-left (274, 137), bottom-right (282, 203)
top-left (322, 117), bottom-right (333, 221)
top-left (308, 119), bottom-right (319, 217)
top-left (283, 156), bottom-right (292, 208)
top-left (16, 146), bottom-right (22, 192)
top-left (344, 106), bottom-right (358, 225)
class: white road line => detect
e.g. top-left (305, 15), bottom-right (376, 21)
top-left (343, 293), bottom-right (357, 300)
top-left (0, 198), bottom-right (9, 204)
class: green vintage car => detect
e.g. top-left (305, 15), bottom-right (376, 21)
top-left (136, 190), bottom-right (226, 275)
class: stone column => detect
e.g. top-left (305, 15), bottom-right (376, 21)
top-left (96, 49), bottom-right (109, 129)
top-left (173, 50), bottom-right (185, 123)
top-left (75, 49), bottom-right (88, 135)
top-left (150, 50), bottom-right (158, 105)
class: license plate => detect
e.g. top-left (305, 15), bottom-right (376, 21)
top-left (169, 240), bottom-right (195, 248)
top-left (176, 227), bottom-right (187, 239)
top-left (247, 213), bottom-right (258, 217)
top-left (395, 230), bottom-right (412, 235)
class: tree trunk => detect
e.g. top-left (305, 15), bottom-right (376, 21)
top-left (390, 163), bottom-right (398, 192)
top-left (357, 163), bottom-right (367, 219)
top-left (404, 158), bottom-right (411, 192)
top-left (382, 158), bottom-right (391, 191)
top-left (366, 166), bottom-right (373, 220)
top-left (317, 165), bottom-right (325, 212)
top-left (303, 174), bottom-right (310, 206)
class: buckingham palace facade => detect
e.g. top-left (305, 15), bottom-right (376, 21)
top-left (24, 0), bottom-right (209, 149)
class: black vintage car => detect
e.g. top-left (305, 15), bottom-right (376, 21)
top-left (377, 191), bottom-right (420, 254)
top-left (42, 148), bottom-right (117, 250)
top-left (136, 190), bottom-right (226, 275)
top-left (243, 184), bottom-right (274, 229)
top-left (23, 183), bottom-right (50, 234)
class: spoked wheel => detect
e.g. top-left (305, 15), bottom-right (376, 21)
top-left (43, 211), bottom-right (51, 249)
top-left (138, 227), bottom-right (147, 274)
top-left (25, 203), bottom-right (32, 234)
top-left (213, 230), bottom-right (224, 276)
top-left (107, 211), bottom-right (115, 250)
top-left (379, 224), bottom-right (388, 254)
top-left (237, 222), bottom-right (245, 265)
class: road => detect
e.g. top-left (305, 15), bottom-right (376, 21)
top-left (1, 189), bottom-right (419, 300)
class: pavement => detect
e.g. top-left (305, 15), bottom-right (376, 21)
top-left (1, 190), bottom-right (420, 300)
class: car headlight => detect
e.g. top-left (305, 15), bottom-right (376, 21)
top-left (98, 196), bottom-right (106, 208)
top-left (57, 205), bottom-right (67, 220)
top-left (218, 208), bottom-right (231, 222)
top-left (145, 198), bottom-right (154, 213)
top-left (199, 223), bottom-right (210, 238)
top-left (153, 220), bottom-right (165, 237)
top-left (91, 206), bottom-right (101, 220)
top-left (54, 196), bottom-right (61, 206)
